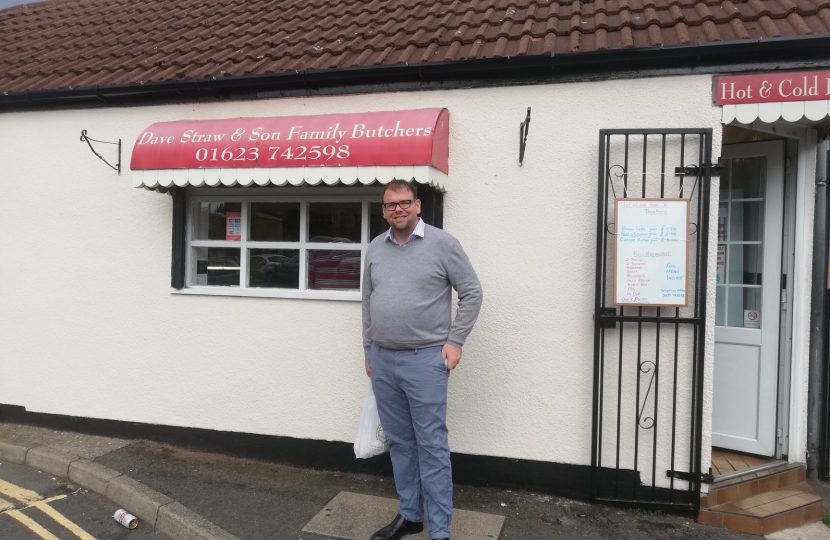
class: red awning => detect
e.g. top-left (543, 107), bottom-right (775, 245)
top-left (131, 108), bottom-right (449, 191)
top-left (131, 109), bottom-right (449, 189)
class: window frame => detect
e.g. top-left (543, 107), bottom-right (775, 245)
top-left (179, 191), bottom-right (379, 301)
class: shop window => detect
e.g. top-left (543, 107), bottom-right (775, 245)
top-left (172, 186), bottom-right (443, 299)
top-left (180, 196), bottom-right (378, 299)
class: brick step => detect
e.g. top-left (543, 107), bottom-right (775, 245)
top-left (699, 481), bottom-right (823, 535)
top-left (702, 462), bottom-right (805, 508)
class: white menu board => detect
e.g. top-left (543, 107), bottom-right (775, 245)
top-left (614, 199), bottom-right (690, 307)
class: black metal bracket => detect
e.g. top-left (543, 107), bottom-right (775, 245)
top-left (80, 130), bottom-right (121, 175)
top-left (597, 307), bottom-right (617, 329)
top-left (674, 163), bottom-right (724, 177)
top-left (666, 470), bottom-right (715, 484)
top-left (519, 107), bottom-right (531, 166)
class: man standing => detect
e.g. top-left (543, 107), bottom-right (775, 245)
top-left (362, 180), bottom-right (483, 540)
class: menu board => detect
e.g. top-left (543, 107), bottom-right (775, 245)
top-left (614, 199), bottom-right (690, 307)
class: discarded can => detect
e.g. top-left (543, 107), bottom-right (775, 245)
top-left (113, 509), bottom-right (138, 529)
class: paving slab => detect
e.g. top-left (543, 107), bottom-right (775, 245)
top-left (0, 423), bottom-right (130, 459)
top-left (766, 521), bottom-right (830, 539)
top-left (302, 491), bottom-right (505, 540)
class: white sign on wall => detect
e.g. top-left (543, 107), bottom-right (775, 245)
top-left (614, 199), bottom-right (690, 307)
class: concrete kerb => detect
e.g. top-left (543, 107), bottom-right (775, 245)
top-left (106, 475), bottom-right (174, 529)
top-left (157, 502), bottom-right (240, 540)
top-left (0, 438), bottom-right (36, 464)
top-left (0, 437), bottom-right (240, 540)
top-left (25, 445), bottom-right (81, 477)
top-left (68, 459), bottom-right (122, 496)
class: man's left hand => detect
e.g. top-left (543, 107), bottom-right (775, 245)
top-left (442, 344), bottom-right (462, 370)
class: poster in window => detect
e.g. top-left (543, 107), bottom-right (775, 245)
top-left (716, 245), bottom-right (726, 284)
top-left (226, 212), bottom-right (242, 241)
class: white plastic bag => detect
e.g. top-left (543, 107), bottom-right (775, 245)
top-left (354, 380), bottom-right (389, 459)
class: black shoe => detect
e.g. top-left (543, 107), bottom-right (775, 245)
top-left (370, 514), bottom-right (424, 540)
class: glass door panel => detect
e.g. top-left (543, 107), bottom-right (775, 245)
top-left (716, 157), bottom-right (765, 329)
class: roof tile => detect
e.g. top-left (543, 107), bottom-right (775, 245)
top-left (1, 0), bottom-right (828, 93)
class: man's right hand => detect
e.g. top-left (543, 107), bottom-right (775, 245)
top-left (365, 359), bottom-right (371, 377)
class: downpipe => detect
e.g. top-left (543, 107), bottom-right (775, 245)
top-left (807, 139), bottom-right (829, 476)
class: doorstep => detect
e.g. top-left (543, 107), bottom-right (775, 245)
top-left (699, 463), bottom-right (824, 535)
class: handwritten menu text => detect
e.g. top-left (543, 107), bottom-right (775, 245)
top-left (615, 199), bottom-right (689, 306)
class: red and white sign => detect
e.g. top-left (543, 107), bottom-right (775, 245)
top-left (716, 245), bottom-right (726, 285)
top-left (130, 108), bottom-right (449, 173)
top-left (226, 212), bottom-right (241, 241)
top-left (715, 70), bottom-right (830, 105)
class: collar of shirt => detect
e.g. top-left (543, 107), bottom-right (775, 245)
top-left (384, 218), bottom-right (425, 246)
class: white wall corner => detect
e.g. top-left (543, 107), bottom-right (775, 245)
top-left (789, 129), bottom-right (818, 463)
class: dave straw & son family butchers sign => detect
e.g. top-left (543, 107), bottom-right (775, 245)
top-left (130, 108), bottom-right (449, 172)
top-left (716, 69), bottom-right (830, 105)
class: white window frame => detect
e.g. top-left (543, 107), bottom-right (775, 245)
top-left (176, 191), bottom-right (379, 301)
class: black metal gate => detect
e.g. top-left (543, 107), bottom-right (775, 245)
top-left (591, 129), bottom-right (714, 511)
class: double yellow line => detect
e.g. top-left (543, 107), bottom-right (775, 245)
top-left (0, 478), bottom-right (96, 540)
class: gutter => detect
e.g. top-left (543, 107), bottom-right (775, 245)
top-left (1, 35), bottom-right (830, 111)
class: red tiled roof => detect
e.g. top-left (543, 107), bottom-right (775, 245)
top-left (1, 0), bottom-right (829, 94)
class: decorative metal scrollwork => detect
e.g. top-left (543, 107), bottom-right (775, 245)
top-left (607, 165), bottom-right (627, 199)
top-left (637, 361), bottom-right (657, 430)
top-left (608, 164), bottom-right (627, 180)
top-left (79, 130), bottom-right (121, 175)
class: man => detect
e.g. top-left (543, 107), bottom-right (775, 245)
top-left (362, 180), bottom-right (483, 540)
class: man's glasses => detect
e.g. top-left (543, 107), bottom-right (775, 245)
top-left (381, 199), bottom-right (414, 211)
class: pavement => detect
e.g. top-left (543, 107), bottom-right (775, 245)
top-left (0, 421), bottom-right (827, 540)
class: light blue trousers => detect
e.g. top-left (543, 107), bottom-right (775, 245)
top-left (369, 344), bottom-right (452, 539)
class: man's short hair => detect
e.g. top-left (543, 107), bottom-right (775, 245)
top-left (381, 179), bottom-right (418, 201)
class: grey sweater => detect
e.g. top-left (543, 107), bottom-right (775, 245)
top-left (362, 224), bottom-right (483, 354)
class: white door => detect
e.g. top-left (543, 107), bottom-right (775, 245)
top-left (712, 140), bottom-right (784, 457)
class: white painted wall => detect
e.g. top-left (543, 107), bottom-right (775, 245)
top-left (0, 75), bottom-right (722, 488)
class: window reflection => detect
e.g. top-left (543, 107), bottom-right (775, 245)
top-left (728, 244), bottom-right (762, 286)
top-left (729, 201), bottom-right (764, 242)
top-left (192, 247), bottom-right (240, 286)
top-left (249, 249), bottom-right (300, 289)
top-left (308, 202), bottom-right (361, 243)
top-left (250, 203), bottom-right (300, 242)
top-left (730, 158), bottom-right (765, 199)
top-left (307, 249), bottom-right (361, 290)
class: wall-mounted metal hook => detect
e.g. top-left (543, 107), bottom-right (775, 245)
top-left (519, 107), bottom-right (531, 166)
top-left (80, 130), bottom-right (121, 175)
